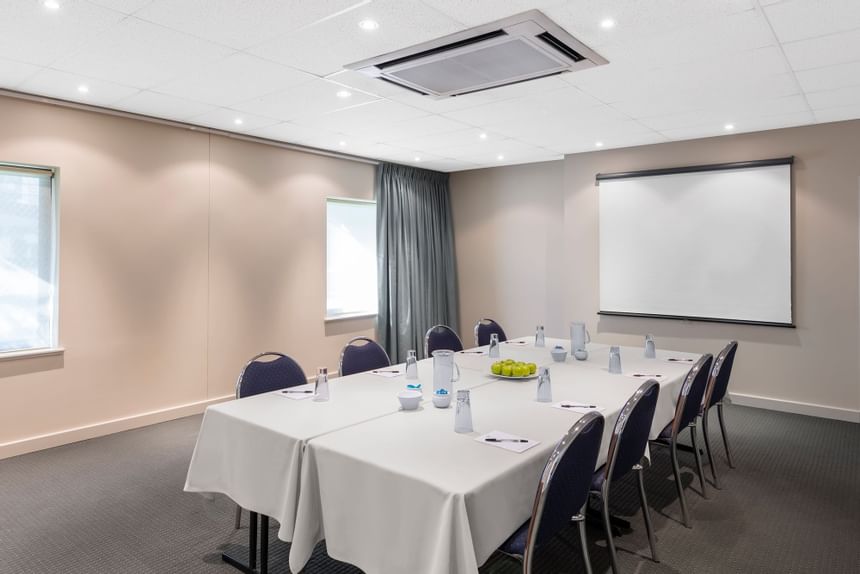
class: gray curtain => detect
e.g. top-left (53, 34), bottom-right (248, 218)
top-left (376, 162), bottom-right (459, 362)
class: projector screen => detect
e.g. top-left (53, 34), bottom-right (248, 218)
top-left (598, 159), bottom-right (793, 326)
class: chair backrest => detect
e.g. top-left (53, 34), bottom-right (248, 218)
top-left (523, 411), bottom-right (605, 570)
top-left (669, 353), bottom-right (713, 437)
top-left (704, 341), bottom-right (738, 410)
top-left (424, 324), bottom-right (464, 357)
top-left (606, 380), bottom-right (660, 483)
top-left (235, 352), bottom-right (307, 398)
top-left (474, 318), bottom-right (508, 346)
top-left (339, 336), bottom-right (391, 377)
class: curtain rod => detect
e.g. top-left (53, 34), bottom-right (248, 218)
top-left (0, 88), bottom-right (380, 167)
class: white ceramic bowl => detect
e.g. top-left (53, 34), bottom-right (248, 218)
top-left (397, 390), bottom-right (422, 410)
top-left (432, 393), bottom-right (452, 409)
top-left (550, 346), bottom-right (567, 362)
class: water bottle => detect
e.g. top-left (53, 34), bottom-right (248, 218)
top-left (454, 389), bottom-right (473, 433)
top-left (536, 366), bottom-right (552, 402)
top-left (644, 335), bottom-right (656, 359)
top-left (488, 333), bottom-right (500, 358)
top-left (535, 325), bottom-right (546, 348)
top-left (405, 349), bottom-right (418, 379)
top-left (313, 367), bottom-right (330, 401)
top-left (608, 347), bottom-right (622, 374)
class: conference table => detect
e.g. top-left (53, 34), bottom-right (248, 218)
top-left (185, 337), bottom-right (700, 574)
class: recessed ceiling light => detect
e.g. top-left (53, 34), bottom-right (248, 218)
top-left (414, 156), bottom-right (421, 162)
top-left (497, 154), bottom-right (504, 161)
top-left (336, 89), bottom-right (352, 99)
top-left (724, 123), bottom-right (735, 131)
top-left (77, 84), bottom-right (89, 94)
top-left (600, 18), bottom-right (615, 29)
top-left (43, 0), bottom-right (60, 11)
top-left (339, 140), bottom-right (347, 147)
top-left (358, 18), bottom-right (379, 31)
top-left (233, 118), bottom-right (244, 125)
top-left (479, 133), bottom-right (488, 140)
top-left (595, 141), bottom-right (604, 148)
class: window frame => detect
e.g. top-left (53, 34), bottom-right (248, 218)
top-left (324, 196), bottom-right (378, 322)
top-left (0, 161), bottom-right (62, 359)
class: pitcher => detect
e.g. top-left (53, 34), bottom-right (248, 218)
top-left (570, 321), bottom-right (591, 355)
top-left (432, 349), bottom-right (461, 395)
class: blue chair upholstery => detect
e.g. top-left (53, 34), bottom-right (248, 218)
top-left (424, 324), bottom-right (463, 357)
top-left (650, 353), bottom-right (713, 528)
top-left (700, 341), bottom-right (739, 488)
top-left (499, 412), bottom-right (605, 574)
top-left (236, 352), bottom-right (307, 399)
top-left (591, 381), bottom-right (661, 574)
top-left (474, 318), bottom-right (507, 347)
top-left (339, 337), bottom-right (391, 377)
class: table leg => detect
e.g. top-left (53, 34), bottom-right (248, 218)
top-left (260, 515), bottom-right (269, 574)
top-left (221, 511), bottom-right (259, 574)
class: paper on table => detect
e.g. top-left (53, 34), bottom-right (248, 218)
top-left (475, 430), bottom-right (540, 453)
top-left (370, 368), bottom-right (403, 378)
top-left (626, 372), bottom-right (665, 380)
top-left (552, 402), bottom-right (606, 414)
top-left (278, 384), bottom-right (316, 400)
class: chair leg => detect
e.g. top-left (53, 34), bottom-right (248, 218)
top-left (634, 465), bottom-right (659, 563)
top-left (701, 410), bottom-right (721, 489)
top-left (573, 508), bottom-right (593, 574)
top-left (690, 424), bottom-right (708, 499)
top-left (234, 504), bottom-right (242, 529)
top-left (717, 402), bottom-right (736, 469)
top-left (601, 483), bottom-right (620, 574)
top-left (670, 439), bottom-right (691, 528)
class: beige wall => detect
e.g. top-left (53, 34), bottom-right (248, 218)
top-left (452, 121), bottom-right (860, 421)
top-left (0, 96), bottom-right (375, 458)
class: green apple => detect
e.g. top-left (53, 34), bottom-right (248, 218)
top-left (491, 362), bottom-right (502, 375)
top-left (528, 363), bottom-right (537, 374)
top-left (501, 364), bottom-right (513, 377)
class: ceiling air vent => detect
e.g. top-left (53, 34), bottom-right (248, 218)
top-left (345, 10), bottom-right (608, 99)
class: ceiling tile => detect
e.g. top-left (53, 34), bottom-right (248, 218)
top-left (290, 100), bottom-right (429, 133)
top-left (18, 68), bottom-right (138, 106)
top-left (248, 0), bottom-right (465, 76)
top-left (813, 104), bottom-right (860, 123)
top-left (187, 107), bottom-right (280, 132)
top-left (112, 90), bottom-right (218, 121)
top-left (385, 128), bottom-right (505, 152)
top-left (782, 27), bottom-right (860, 71)
top-left (154, 53), bottom-right (315, 107)
top-left (372, 115), bottom-right (474, 143)
top-left (0, 0), bottom-right (124, 66)
top-left (418, 0), bottom-right (566, 26)
top-left (0, 58), bottom-right (41, 88)
top-left (659, 110), bottom-right (815, 140)
top-left (87, 0), bottom-right (154, 14)
top-left (764, 0), bottom-right (860, 43)
top-left (795, 60), bottom-right (860, 92)
top-left (806, 85), bottom-right (860, 110)
top-left (232, 79), bottom-right (380, 122)
top-left (52, 17), bottom-right (234, 89)
top-left (134, 0), bottom-right (363, 50)
top-left (638, 94), bottom-right (811, 131)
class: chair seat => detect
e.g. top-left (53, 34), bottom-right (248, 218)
top-left (658, 422), bottom-right (673, 440)
top-left (590, 464), bottom-right (607, 492)
top-left (499, 519), bottom-right (530, 558)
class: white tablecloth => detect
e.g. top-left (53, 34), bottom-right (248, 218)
top-left (184, 357), bottom-right (493, 541)
top-left (288, 338), bottom-right (698, 574)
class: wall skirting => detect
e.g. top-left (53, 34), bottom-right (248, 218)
top-left (729, 392), bottom-right (860, 423)
top-left (0, 394), bottom-right (233, 460)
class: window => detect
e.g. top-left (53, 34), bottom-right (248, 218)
top-left (326, 198), bottom-right (377, 319)
top-left (0, 164), bottom-right (58, 353)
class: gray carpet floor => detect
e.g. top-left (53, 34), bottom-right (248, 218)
top-left (1, 404), bottom-right (858, 573)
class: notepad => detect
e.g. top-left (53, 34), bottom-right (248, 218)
top-left (476, 430), bottom-right (540, 453)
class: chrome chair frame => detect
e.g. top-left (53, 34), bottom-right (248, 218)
top-left (423, 324), bottom-right (463, 357)
top-left (500, 411), bottom-right (605, 574)
top-left (650, 353), bottom-right (713, 528)
top-left (701, 341), bottom-right (739, 488)
top-left (593, 381), bottom-right (661, 574)
top-left (473, 317), bottom-right (507, 347)
top-left (337, 336), bottom-right (391, 377)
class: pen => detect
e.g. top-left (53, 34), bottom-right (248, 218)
top-left (561, 404), bottom-right (597, 409)
top-left (485, 438), bottom-right (529, 443)
top-left (667, 358), bottom-right (693, 362)
top-left (283, 389), bottom-right (313, 394)
top-left (632, 374), bottom-right (662, 378)
top-left (373, 369), bottom-right (401, 373)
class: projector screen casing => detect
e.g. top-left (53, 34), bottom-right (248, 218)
top-left (597, 158), bottom-right (793, 327)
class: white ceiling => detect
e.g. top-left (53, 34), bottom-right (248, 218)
top-left (1, 0), bottom-right (859, 171)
